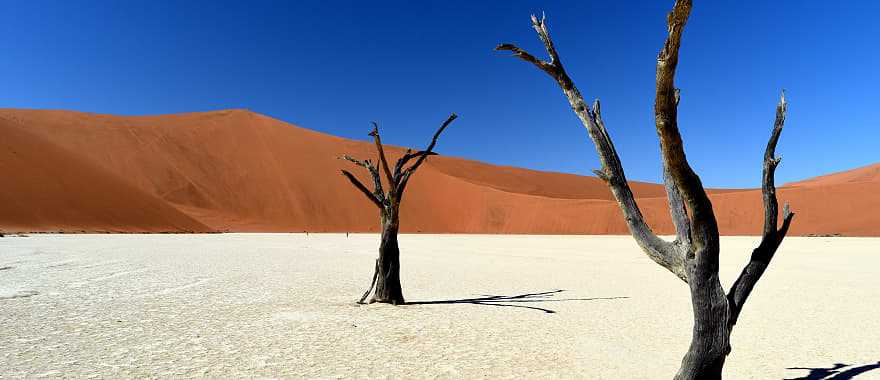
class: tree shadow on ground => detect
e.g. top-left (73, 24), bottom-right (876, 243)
top-left (406, 289), bottom-right (628, 314)
top-left (786, 361), bottom-right (880, 380)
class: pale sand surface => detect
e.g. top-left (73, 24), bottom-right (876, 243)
top-left (1, 234), bottom-right (878, 379)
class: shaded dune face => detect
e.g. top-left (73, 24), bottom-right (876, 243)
top-left (0, 109), bottom-right (877, 236)
top-left (0, 114), bottom-right (211, 233)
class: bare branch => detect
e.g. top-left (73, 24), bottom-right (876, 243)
top-left (369, 123), bottom-right (395, 187)
top-left (498, 13), bottom-right (687, 282)
top-left (761, 90), bottom-right (787, 238)
top-left (495, 43), bottom-right (556, 76)
top-left (340, 170), bottom-right (383, 209)
top-left (338, 154), bottom-right (370, 169)
top-left (338, 155), bottom-right (385, 204)
top-left (530, 13), bottom-right (564, 68)
top-left (495, 14), bottom-right (566, 80)
top-left (401, 113), bottom-right (458, 175)
top-left (393, 149), bottom-right (436, 179)
top-left (778, 202), bottom-right (794, 238)
top-left (394, 113), bottom-right (457, 195)
top-left (594, 103), bottom-right (689, 282)
top-left (727, 91), bottom-right (796, 328)
top-left (652, 1), bottom-right (720, 257)
top-left (757, 90), bottom-right (793, 249)
top-left (357, 259), bottom-right (379, 304)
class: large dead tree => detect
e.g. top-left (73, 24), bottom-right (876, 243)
top-left (497, 1), bottom-right (794, 378)
top-left (339, 114), bottom-right (457, 305)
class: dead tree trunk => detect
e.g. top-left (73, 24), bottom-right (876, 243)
top-left (497, 1), bottom-right (794, 378)
top-left (372, 213), bottom-right (402, 303)
top-left (339, 114), bottom-right (457, 305)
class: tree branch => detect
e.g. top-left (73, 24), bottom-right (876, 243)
top-left (393, 149), bottom-right (436, 180)
top-left (340, 169), bottom-right (383, 209)
top-left (778, 203), bottom-right (794, 239)
top-left (593, 102), bottom-right (689, 282)
top-left (395, 113), bottom-right (457, 195)
top-left (652, 0), bottom-right (720, 260)
top-left (726, 91), bottom-right (796, 328)
top-left (530, 13), bottom-right (562, 67)
top-left (497, 16), bottom-right (687, 282)
top-left (761, 90), bottom-right (787, 239)
top-left (494, 43), bottom-right (555, 76)
top-left (494, 13), bottom-right (566, 77)
top-left (338, 155), bottom-right (385, 204)
top-left (369, 123), bottom-right (395, 187)
top-left (357, 259), bottom-right (379, 304)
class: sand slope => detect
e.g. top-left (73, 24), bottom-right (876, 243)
top-left (0, 118), bottom-right (210, 233)
top-left (1, 109), bottom-right (877, 235)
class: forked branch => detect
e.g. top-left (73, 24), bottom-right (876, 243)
top-left (497, 13), bottom-right (688, 282)
top-left (726, 91), bottom-right (796, 327)
top-left (339, 155), bottom-right (385, 200)
top-left (495, 14), bottom-right (563, 77)
top-left (340, 114), bottom-right (457, 208)
top-left (760, 91), bottom-right (791, 239)
top-left (370, 123), bottom-right (395, 186)
top-left (393, 149), bottom-right (436, 179)
top-left (394, 113), bottom-right (458, 196)
top-left (400, 114), bottom-right (457, 176)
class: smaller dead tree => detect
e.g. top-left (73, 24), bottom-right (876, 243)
top-left (339, 114), bottom-right (457, 305)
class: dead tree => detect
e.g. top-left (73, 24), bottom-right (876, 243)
top-left (497, 1), bottom-right (794, 378)
top-left (339, 114), bottom-right (457, 305)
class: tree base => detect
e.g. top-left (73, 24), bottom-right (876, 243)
top-left (368, 294), bottom-right (405, 305)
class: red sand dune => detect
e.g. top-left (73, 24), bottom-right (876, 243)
top-left (1, 108), bottom-right (877, 236)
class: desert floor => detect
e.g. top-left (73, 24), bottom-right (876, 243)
top-left (1, 234), bottom-right (878, 379)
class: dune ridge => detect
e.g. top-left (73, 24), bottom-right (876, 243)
top-left (1, 108), bottom-right (877, 236)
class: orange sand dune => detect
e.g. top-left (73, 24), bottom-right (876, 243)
top-left (0, 109), bottom-right (877, 236)
top-left (785, 163), bottom-right (880, 187)
top-left (0, 116), bottom-right (211, 233)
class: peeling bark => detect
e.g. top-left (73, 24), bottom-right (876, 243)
top-left (339, 114), bottom-right (457, 304)
top-left (497, 1), bottom-right (795, 378)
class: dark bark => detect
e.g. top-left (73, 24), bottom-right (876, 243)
top-left (339, 114), bottom-right (457, 305)
top-left (726, 93), bottom-right (795, 329)
top-left (497, 1), bottom-right (795, 378)
top-left (371, 214), bottom-right (404, 304)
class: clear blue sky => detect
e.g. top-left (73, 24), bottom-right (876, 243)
top-left (2, 1), bottom-right (878, 187)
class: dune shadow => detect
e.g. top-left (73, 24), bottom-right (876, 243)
top-left (786, 361), bottom-right (880, 380)
top-left (406, 289), bottom-right (628, 314)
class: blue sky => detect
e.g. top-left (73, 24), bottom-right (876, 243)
top-left (2, 1), bottom-right (878, 188)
